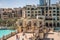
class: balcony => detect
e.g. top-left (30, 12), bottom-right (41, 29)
top-left (45, 18), bottom-right (52, 20)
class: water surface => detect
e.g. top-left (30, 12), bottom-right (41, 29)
top-left (0, 30), bottom-right (15, 38)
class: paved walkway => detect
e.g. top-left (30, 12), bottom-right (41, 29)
top-left (47, 31), bottom-right (60, 40)
top-left (7, 32), bottom-right (33, 40)
top-left (7, 31), bottom-right (60, 40)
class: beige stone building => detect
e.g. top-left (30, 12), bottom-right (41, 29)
top-left (21, 3), bottom-right (60, 28)
top-left (16, 18), bottom-right (44, 32)
top-left (0, 3), bottom-right (60, 28)
top-left (0, 8), bottom-right (22, 20)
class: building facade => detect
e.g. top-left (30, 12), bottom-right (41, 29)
top-left (0, 2), bottom-right (60, 28)
top-left (21, 3), bottom-right (60, 28)
top-left (0, 8), bottom-right (22, 20)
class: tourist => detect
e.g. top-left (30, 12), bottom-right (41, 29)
top-left (16, 35), bottom-right (19, 40)
top-left (3, 36), bottom-right (6, 40)
top-left (20, 32), bottom-right (28, 40)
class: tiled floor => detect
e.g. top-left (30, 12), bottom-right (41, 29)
top-left (7, 33), bottom-right (33, 40)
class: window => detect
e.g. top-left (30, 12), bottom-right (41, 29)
top-left (12, 11), bottom-right (15, 13)
top-left (53, 11), bottom-right (56, 13)
top-left (57, 22), bottom-right (60, 27)
top-left (57, 7), bottom-right (59, 10)
top-left (49, 11), bottom-right (51, 13)
top-left (35, 14), bottom-right (37, 16)
top-left (42, 11), bottom-right (44, 15)
top-left (49, 14), bottom-right (52, 16)
top-left (45, 18), bottom-right (52, 20)
top-left (19, 22), bottom-right (22, 26)
top-left (41, 7), bottom-right (44, 9)
top-left (31, 11), bottom-right (34, 13)
top-left (49, 23), bottom-right (52, 27)
top-left (34, 23), bottom-right (37, 26)
top-left (57, 11), bottom-right (59, 13)
top-left (31, 14), bottom-right (34, 17)
top-left (27, 8), bottom-right (30, 10)
top-left (49, 7), bottom-right (52, 10)
top-left (57, 17), bottom-right (59, 20)
top-left (28, 11), bottom-right (30, 13)
top-left (38, 11), bottom-right (41, 13)
top-left (53, 14), bottom-right (56, 16)
top-left (35, 11), bottom-right (37, 13)
top-left (46, 11), bottom-right (48, 13)
top-left (31, 8), bottom-right (34, 10)
top-left (8, 14), bottom-right (12, 18)
top-left (14, 14), bottom-right (17, 17)
top-left (3, 13), bottom-right (7, 15)
top-left (46, 14), bottom-right (48, 16)
top-left (53, 18), bottom-right (55, 20)
top-left (38, 17), bottom-right (43, 19)
top-left (39, 22), bottom-right (42, 24)
top-left (28, 14), bottom-right (30, 16)
top-left (45, 18), bottom-right (48, 20)
top-left (53, 22), bottom-right (56, 27)
top-left (45, 22), bottom-right (48, 27)
top-left (57, 14), bottom-right (59, 16)
top-left (53, 7), bottom-right (56, 9)
top-left (46, 7), bottom-right (48, 10)
top-left (38, 14), bottom-right (40, 15)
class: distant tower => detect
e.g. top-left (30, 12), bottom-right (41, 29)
top-left (46, 0), bottom-right (51, 6)
top-left (39, 0), bottom-right (46, 6)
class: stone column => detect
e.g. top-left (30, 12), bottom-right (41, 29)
top-left (31, 20), bottom-right (34, 32)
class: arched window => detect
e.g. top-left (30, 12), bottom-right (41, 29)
top-left (57, 22), bottom-right (60, 27)
top-left (34, 23), bottom-right (37, 26)
top-left (33, 21), bottom-right (37, 26)
top-left (49, 23), bottom-right (52, 27)
top-left (19, 21), bottom-right (23, 26)
top-left (53, 22), bottom-right (56, 27)
top-left (19, 22), bottom-right (22, 26)
top-left (27, 21), bottom-right (31, 27)
top-left (45, 22), bottom-right (48, 27)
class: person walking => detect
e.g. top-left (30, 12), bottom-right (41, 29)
top-left (16, 35), bottom-right (19, 40)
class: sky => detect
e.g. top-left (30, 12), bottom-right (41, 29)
top-left (0, 0), bottom-right (58, 8)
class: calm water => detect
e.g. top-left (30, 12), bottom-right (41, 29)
top-left (0, 30), bottom-right (15, 38)
top-left (54, 27), bottom-right (60, 32)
